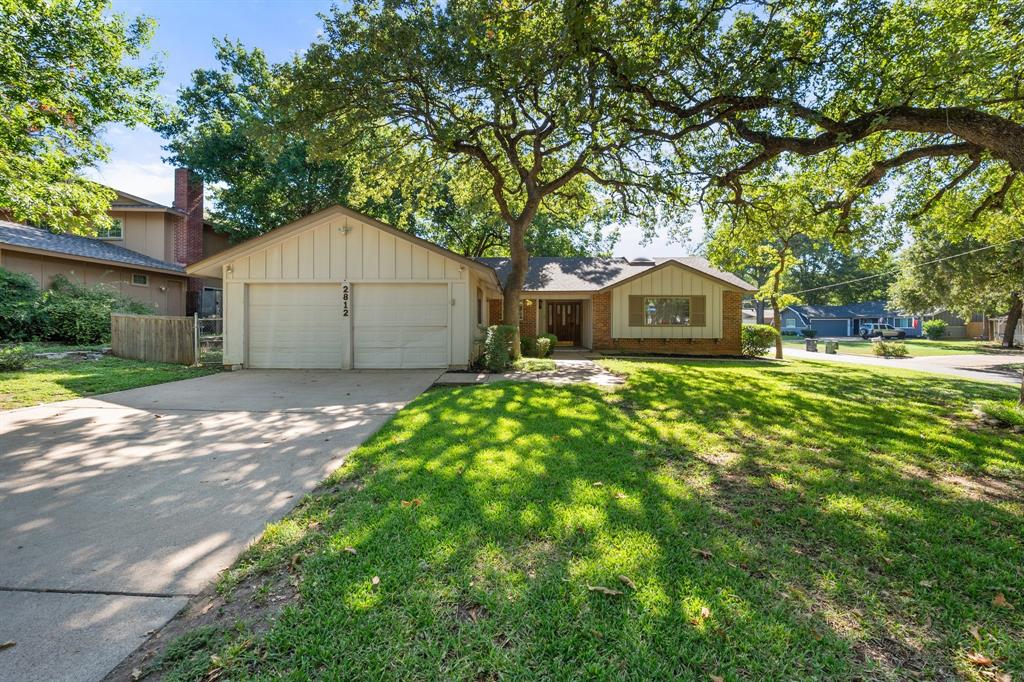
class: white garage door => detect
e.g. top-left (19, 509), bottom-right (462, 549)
top-left (247, 284), bottom-right (347, 369)
top-left (354, 284), bottom-right (449, 368)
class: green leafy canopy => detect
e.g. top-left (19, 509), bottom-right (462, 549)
top-left (0, 0), bottom-right (161, 233)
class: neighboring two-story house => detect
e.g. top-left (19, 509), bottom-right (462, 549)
top-left (0, 169), bottom-right (228, 317)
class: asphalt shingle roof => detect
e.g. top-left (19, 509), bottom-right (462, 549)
top-left (476, 256), bottom-right (755, 292)
top-left (0, 221), bottom-right (185, 273)
top-left (788, 301), bottom-right (904, 320)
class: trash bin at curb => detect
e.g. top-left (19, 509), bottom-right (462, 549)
top-left (805, 339), bottom-right (818, 352)
top-left (825, 341), bottom-right (838, 354)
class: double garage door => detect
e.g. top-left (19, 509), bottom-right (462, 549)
top-left (247, 283), bottom-right (449, 369)
top-left (809, 319), bottom-right (850, 337)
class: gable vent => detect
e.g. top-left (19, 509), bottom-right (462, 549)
top-left (628, 257), bottom-right (656, 266)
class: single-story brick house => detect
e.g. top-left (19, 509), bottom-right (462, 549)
top-left (187, 204), bottom-right (755, 369)
top-left (0, 169), bottom-right (228, 316)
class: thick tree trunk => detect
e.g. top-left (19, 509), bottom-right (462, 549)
top-left (771, 297), bottom-right (783, 359)
top-left (502, 217), bottom-right (531, 360)
top-left (755, 299), bottom-right (765, 325)
top-left (1002, 291), bottom-right (1022, 348)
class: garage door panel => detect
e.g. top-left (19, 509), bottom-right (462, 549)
top-left (353, 284), bottom-right (449, 369)
top-left (248, 284), bottom-right (347, 369)
top-left (809, 319), bottom-right (849, 337)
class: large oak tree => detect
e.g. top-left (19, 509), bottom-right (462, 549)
top-left (283, 0), bottom-right (685, 355)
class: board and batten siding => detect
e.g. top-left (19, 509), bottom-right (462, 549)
top-left (611, 266), bottom-right (726, 339)
top-left (219, 211), bottom-right (474, 367)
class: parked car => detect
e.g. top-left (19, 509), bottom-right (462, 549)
top-left (860, 323), bottom-right (906, 339)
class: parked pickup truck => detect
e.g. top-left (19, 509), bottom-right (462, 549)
top-left (860, 323), bottom-right (907, 339)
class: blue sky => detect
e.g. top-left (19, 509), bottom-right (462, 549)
top-left (87, 0), bottom-right (691, 257)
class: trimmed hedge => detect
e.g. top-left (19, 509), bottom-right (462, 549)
top-left (872, 340), bottom-right (909, 357)
top-left (922, 319), bottom-right (947, 340)
top-left (741, 324), bottom-right (780, 356)
top-left (538, 333), bottom-right (557, 357)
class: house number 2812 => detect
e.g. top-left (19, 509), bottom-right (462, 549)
top-left (342, 284), bottom-right (350, 317)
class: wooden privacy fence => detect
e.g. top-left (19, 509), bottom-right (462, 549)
top-left (111, 313), bottom-right (197, 365)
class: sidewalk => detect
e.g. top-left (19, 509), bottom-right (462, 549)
top-left (783, 347), bottom-right (1024, 385)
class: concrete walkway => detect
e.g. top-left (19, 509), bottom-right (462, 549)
top-left (436, 352), bottom-right (624, 388)
top-left (783, 347), bottom-right (1024, 384)
top-left (0, 369), bottom-right (440, 682)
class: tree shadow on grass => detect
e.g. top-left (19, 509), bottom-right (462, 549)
top-left (156, 363), bottom-right (1023, 681)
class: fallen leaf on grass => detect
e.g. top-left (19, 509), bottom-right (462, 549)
top-left (130, 668), bottom-right (143, 681)
top-left (400, 498), bottom-right (423, 508)
top-left (587, 584), bottom-right (623, 596)
top-left (371, 575), bottom-right (380, 586)
top-left (992, 593), bottom-right (1013, 609)
top-left (710, 676), bottom-right (725, 682)
top-left (343, 546), bottom-right (357, 555)
top-left (592, 481), bottom-right (604, 487)
top-left (618, 575), bottom-right (636, 590)
top-left (969, 625), bottom-right (981, 641)
top-left (614, 491), bottom-right (627, 499)
top-left (918, 580), bottom-right (934, 588)
top-left (693, 548), bottom-right (713, 560)
top-left (966, 652), bottom-right (993, 666)
top-left (700, 606), bottom-right (712, 619)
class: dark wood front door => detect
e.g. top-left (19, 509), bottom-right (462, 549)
top-left (547, 302), bottom-right (581, 346)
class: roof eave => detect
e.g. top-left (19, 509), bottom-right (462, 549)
top-left (0, 242), bottom-right (186, 276)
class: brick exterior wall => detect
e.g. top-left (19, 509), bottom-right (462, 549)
top-left (592, 289), bottom-right (743, 356)
top-left (486, 298), bottom-right (538, 337)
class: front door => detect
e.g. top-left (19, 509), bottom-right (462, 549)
top-left (547, 302), bottom-right (581, 346)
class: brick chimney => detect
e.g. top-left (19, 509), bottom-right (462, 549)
top-left (172, 168), bottom-right (204, 265)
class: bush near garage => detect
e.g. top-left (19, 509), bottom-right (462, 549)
top-left (34, 276), bottom-right (153, 345)
top-left (482, 324), bottom-right (518, 371)
top-left (741, 324), bottom-right (780, 356)
top-left (922, 319), bottom-right (947, 340)
top-left (800, 328), bottom-right (818, 338)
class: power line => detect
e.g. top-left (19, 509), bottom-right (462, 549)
top-left (780, 235), bottom-right (1024, 297)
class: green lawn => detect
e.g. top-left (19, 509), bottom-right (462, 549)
top-left (0, 350), bottom-right (218, 410)
top-left (147, 360), bottom-right (1021, 681)
top-left (782, 337), bottom-right (1005, 357)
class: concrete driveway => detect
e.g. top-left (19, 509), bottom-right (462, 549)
top-left (0, 369), bottom-right (440, 682)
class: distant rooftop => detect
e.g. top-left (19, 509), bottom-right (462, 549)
top-left (0, 220), bottom-right (184, 273)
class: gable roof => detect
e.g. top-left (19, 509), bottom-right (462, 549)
top-left (477, 256), bottom-right (756, 292)
top-left (787, 301), bottom-right (907, 321)
top-left (0, 220), bottom-right (185, 274)
top-left (186, 204), bottom-right (500, 285)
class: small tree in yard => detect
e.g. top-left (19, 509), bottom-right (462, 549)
top-left (741, 324), bottom-right (780, 357)
top-left (283, 1), bottom-right (684, 358)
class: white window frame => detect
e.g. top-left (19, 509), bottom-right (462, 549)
top-left (130, 273), bottom-right (149, 287)
top-left (97, 218), bottom-right (123, 240)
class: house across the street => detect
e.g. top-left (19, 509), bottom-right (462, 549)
top-left (0, 169), bottom-right (228, 316)
top-left (780, 300), bottom-right (987, 338)
top-left (186, 204), bottom-right (755, 370)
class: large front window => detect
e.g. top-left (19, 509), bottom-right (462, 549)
top-left (645, 296), bottom-right (691, 326)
